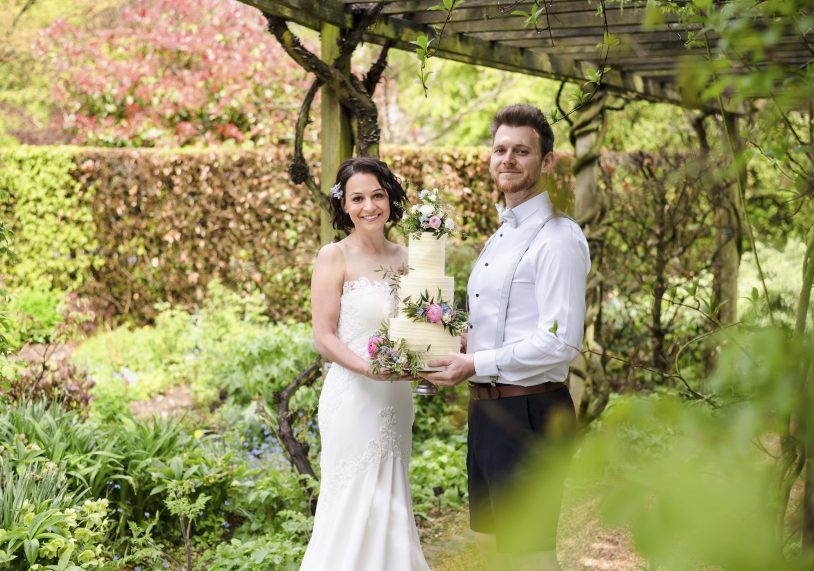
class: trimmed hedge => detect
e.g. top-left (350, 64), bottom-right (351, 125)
top-left (0, 145), bottom-right (574, 323)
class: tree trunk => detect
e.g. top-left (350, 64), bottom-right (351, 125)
top-left (711, 112), bottom-right (743, 326)
top-left (569, 86), bottom-right (609, 425)
top-left (267, 358), bottom-right (323, 514)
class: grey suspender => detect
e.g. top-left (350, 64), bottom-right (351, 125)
top-left (493, 213), bottom-right (556, 347)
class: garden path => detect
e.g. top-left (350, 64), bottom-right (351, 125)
top-left (422, 492), bottom-right (643, 571)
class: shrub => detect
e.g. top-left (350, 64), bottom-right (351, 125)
top-left (0, 148), bottom-right (100, 293)
top-left (409, 432), bottom-right (468, 520)
top-left (7, 357), bottom-right (96, 413)
top-left (75, 281), bottom-right (319, 414)
top-left (6, 287), bottom-right (62, 345)
top-left (37, 0), bottom-right (308, 147)
top-left (0, 145), bottom-right (574, 325)
top-left (204, 532), bottom-right (306, 571)
top-left (0, 457), bottom-right (112, 570)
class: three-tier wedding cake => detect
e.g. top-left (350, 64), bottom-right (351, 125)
top-left (387, 188), bottom-right (465, 367)
top-left (389, 233), bottom-right (461, 361)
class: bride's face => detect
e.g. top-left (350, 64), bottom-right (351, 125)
top-left (343, 172), bottom-right (391, 231)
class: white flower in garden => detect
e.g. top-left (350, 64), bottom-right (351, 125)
top-left (411, 205), bottom-right (420, 213)
top-left (419, 204), bottom-right (435, 217)
top-left (444, 217), bottom-right (455, 230)
top-left (419, 189), bottom-right (429, 200)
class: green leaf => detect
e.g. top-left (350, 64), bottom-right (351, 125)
top-left (549, 321), bottom-right (559, 336)
top-left (411, 34), bottom-right (430, 50)
top-left (23, 538), bottom-right (39, 565)
top-left (644, 3), bottom-right (666, 28)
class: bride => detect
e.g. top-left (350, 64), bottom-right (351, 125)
top-left (300, 157), bottom-right (430, 571)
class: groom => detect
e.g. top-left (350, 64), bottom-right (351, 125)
top-left (424, 104), bottom-right (590, 570)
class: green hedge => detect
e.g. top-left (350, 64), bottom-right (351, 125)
top-left (0, 145), bottom-right (575, 323)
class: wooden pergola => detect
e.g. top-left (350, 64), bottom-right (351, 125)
top-left (242, 0), bottom-right (810, 106)
top-left (240, 0), bottom-right (810, 223)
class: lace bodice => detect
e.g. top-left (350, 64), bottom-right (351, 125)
top-left (338, 278), bottom-right (397, 358)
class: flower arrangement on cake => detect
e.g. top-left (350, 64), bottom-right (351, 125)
top-left (367, 326), bottom-right (425, 377)
top-left (401, 289), bottom-right (467, 336)
top-left (400, 188), bottom-right (455, 238)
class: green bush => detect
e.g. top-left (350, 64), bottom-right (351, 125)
top-left (6, 287), bottom-right (62, 345)
top-left (0, 456), bottom-right (111, 569)
top-left (75, 281), bottom-right (320, 416)
top-left (205, 532), bottom-right (306, 571)
top-left (409, 432), bottom-right (468, 520)
top-left (0, 147), bottom-right (100, 292)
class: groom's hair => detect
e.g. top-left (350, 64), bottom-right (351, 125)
top-left (490, 104), bottom-right (554, 157)
top-left (330, 157), bottom-right (408, 232)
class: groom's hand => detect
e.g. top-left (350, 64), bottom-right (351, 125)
top-left (421, 354), bottom-right (475, 386)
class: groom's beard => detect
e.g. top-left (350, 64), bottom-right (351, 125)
top-left (493, 172), bottom-right (541, 196)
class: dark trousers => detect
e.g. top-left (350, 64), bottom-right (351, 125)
top-left (467, 385), bottom-right (576, 553)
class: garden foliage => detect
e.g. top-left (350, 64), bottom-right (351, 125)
top-left (1, 143), bottom-right (788, 394)
top-left (36, 0), bottom-right (308, 148)
top-left (0, 145), bottom-right (572, 324)
top-left (0, 397), bottom-right (313, 569)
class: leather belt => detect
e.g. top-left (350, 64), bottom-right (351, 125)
top-left (469, 381), bottom-right (566, 401)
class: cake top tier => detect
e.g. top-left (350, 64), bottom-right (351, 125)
top-left (400, 188), bottom-right (456, 239)
top-left (407, 233), bottom-right (446, 277)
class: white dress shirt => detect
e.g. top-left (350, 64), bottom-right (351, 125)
top-left (467, 192), bottom-right (591, 386)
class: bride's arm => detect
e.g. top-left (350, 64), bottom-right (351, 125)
top-left (311, 243), bottom-right (380, 379)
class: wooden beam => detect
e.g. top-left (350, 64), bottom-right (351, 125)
top-left (408, 6), bottom-right (677, 30)
top-left (340, 0), bottom-right (649, 16)
top-left (240, 0), bottom-right (698, 106)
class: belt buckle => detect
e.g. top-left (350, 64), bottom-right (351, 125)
top-left (489, 376), bottom-right (500, 400)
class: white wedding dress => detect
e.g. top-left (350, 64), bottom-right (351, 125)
top-left (300, 278), bottom-right (429, 571)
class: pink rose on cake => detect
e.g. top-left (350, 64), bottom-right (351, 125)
top-left (425, 304), bottom-right (443, 323)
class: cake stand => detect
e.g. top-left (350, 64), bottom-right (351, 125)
top-left (414, 367), bottom-right (442, 396)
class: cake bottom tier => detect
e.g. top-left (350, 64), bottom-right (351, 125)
top-left (389, 317), bottom-right (461, 362)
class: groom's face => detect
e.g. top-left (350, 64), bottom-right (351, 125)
top-left (489, 125), bottom-right (544, 196)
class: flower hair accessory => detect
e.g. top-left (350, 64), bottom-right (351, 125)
top-left (330, 183), bottom-right (343, 200)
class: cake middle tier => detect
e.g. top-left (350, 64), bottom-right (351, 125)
top-left (389, 317), bottom-right (461, 362)
top-left (399, 274), bottom-right (454, 310)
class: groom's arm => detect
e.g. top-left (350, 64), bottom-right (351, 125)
top-left (474, 230), bottom-right (589, 382)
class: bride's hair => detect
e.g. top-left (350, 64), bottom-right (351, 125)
top-left (330, 157), bottom-right (408, 231)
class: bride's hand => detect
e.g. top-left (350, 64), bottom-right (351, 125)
top-left (365, 366), bottom-right (415, 382)
top-left (365, 366), bottom-right (405, 382)
top-left (365, 368), bottom-right (392, 381)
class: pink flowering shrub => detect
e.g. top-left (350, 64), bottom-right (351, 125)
top-left (37, 0), bottom-right (308, 147)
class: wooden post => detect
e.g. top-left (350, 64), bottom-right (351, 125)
top-left (711, 112), bottom-right (744, 326)
top-left (320, 22), bottom-right (353, 245)
top-left (569, 86), bottom-right (609, 424)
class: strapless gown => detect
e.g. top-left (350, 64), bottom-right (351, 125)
top-left (300, 278), bottom-right (429, 571)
